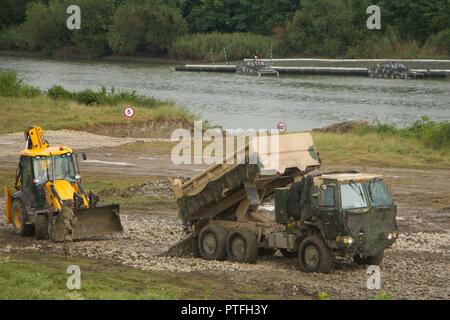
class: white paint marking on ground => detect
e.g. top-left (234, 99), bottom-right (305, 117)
top-left (83, 160), bottom-right (135, 166)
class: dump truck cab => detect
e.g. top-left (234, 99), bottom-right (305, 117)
top-left (273, 172), bottom-right (398, 272)
top-left (5, 127), bottom-right (122, 241)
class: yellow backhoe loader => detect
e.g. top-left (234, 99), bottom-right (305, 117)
top-left (4, 127), bottom-right (123, 241)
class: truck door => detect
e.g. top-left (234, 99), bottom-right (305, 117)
top-left (316, 185), bottom-right (340, 240)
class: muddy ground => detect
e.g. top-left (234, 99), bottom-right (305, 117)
top-left (0, 130), bottom-right (449, 300)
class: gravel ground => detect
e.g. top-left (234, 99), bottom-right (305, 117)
top-left (0, 200), bottom-right (448, 300)
top-left (0, 130), bottom-right (168, 159)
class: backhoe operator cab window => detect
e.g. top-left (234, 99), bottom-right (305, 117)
top-left (32, 154), bottom-right (77, 184)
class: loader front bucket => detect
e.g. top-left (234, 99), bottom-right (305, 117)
top-left (71, 204), bottom-right (123, 240)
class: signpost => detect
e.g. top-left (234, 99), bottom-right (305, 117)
top-left (123, 106), bottom-right (136, 137)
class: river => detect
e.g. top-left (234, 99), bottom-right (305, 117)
top-left (1, 56), bottom-right (449, 131)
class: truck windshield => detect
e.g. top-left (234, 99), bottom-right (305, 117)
top-left (340, 183), bottom-right (368, 210)
top-left (367, 181), bottom-right (393, 207)
top-left (33, 154), bottom-right (76, 183)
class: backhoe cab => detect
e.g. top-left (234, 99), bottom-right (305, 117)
top-left (4, 127), bottom-right (123, 241)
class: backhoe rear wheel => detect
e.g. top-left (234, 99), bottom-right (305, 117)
top-left (11, 199), bottom-right (33, 236)
top-left (35, 213), bottom-right (49, 240)
top-left (226, 228), bottom-right (258, 263)
top-left (198, 225), bottom-right (227, 261)
top-left (299, 235), bottom-right (334, 273)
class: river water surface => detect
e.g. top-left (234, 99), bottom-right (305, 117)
top-left (1, 56), bottom-right (449, 131)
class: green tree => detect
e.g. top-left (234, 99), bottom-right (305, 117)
top-left (0, 0), bottom-right (34, 29)
top-left (285, 0), bottom-right (355, 56)
top-left (70, 0), bottom-right (115, 57)
top-left (108, 0), bottom-right (187, 55)
top-left (19, 0), bottom-right (69, 52)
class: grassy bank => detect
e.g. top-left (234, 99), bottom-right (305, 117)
top-left (0, 70), bottom-right (194, 135)
top-left (313, 132), bottom-right (450, 169)
top-left (0, 252), bottom-right (277, 299)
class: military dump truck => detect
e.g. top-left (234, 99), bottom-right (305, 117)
top-left (368, 62), bottom-right (425, 79)
top-left (4, 127), bottom-right (123, 241)
top-left (173, 133), bottom-right (398, 273)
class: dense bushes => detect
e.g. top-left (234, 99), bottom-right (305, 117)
top-left (48, 85), bottom-right (159, 108)
top-left (108, 1), bottom-right (187, 55)
top-left (1, 70), bottom-right (159, 108)
top-left (0, 0), bottom-right (448, 59)
top-left (353, 117), bottom-right (450, 150)
top-left (0, 70), bottom-right (40, 97)
top-left (170, 32), bottom-right (280, 61)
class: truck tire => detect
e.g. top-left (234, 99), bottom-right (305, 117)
top-left (11, 199), bottom-right (33, 236)
top-left (227, 228), bottom-right (258, 263)
top-left (35, 213), bottom-right (49, 240)
top-left (354, 251), bottom-right (384, 266)
top-left (198, 225), bottom-right (227, 261)
top-left (280, 249), bottom-right (297, 258)
top-left (299, 235), bottom-right (334, 273)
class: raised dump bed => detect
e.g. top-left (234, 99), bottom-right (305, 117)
top-left (173, 132), bottom-right (321, 224)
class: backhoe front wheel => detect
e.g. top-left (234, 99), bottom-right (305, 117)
top-left (198, 225), bottom-right (227, 261)
top-left (11, 199), bottom-right (33, 236)
top-left (299, 235), bottom-right (334, 273)
top-left (226, 228), bottom-right (258, 263)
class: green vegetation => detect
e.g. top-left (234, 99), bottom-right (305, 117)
top-left (0, 252), bottom-right (279, 299)
top-left (170, 32), bottom-right (280, 61)
top-left (317, 292), bottom-right (331, 300)
top-left (108, 0), bottom-right (187, 56)
top-left (313, 130), bottom-right (450, 170)
top-left (0, 70), bottom-right (194, 134)
top-left (0, 0), bottom-right (448, 59)
top-left (0, 70), bottom-right (40, 97)
top-left (353, 117), bottom-right (450, 151)
top-left (375, 292), bottom-right (392, 300)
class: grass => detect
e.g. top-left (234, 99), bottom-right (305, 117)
top-left (0, 252), bottom-right (279, 300)
top-left (170, 32), bottom-right (280, 61)
top-left (0, 70), bottom-right (195, 135)
top-left (0, 96), bottom-right (193, 134)
top-left (313, 132), bottom-right (450, 170)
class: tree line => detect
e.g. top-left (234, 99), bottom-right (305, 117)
top-left (0, 0), bottom-right (449, 59)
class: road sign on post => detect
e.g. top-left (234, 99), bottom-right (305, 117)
top-left (123, 106), bottom-right (136, 137)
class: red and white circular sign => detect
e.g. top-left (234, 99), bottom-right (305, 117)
top-left (277, 121), bottom-right (287, 132)
top-left (123, 106), bottom-right (136, 119)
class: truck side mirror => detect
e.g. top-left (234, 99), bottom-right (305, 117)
top-left (82, 153), bottom-right (87, 161)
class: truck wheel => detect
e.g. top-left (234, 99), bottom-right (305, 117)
top-left (11, 199), bottom-right (33, 236)
top-left (198, 225), bottom-right (227, 261)
top-left (299, 235), bottom-right (334, 273)
top-left (35, 214), bottom-right (49, 240)
top-left (354, 251), bottom-right (384, 266)
top-left (227, 228), bottom-right (258, 263)
top-left (280, 249), bottom-right (297, 258)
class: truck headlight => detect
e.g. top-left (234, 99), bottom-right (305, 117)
top-left (337, 236), bottom-right (354, 246)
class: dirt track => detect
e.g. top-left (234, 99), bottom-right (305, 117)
top-left (0, 130), bottom-right (449, 300)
